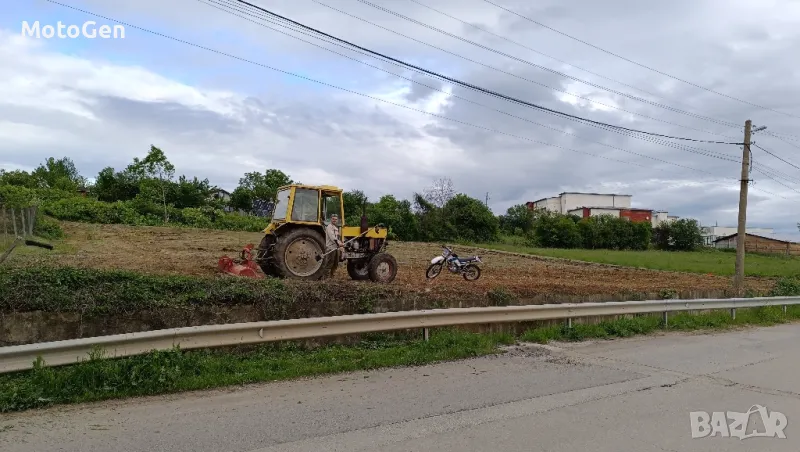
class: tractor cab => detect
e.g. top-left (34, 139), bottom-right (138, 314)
top-left (269, 185), bottom-right (343, 229)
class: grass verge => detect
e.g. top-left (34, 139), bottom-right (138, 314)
top-left (0, 330), bottom-right (514, 413)
top-left (3, 300), bottom-right (800, 414)
top-left (480, 241), bottom-right (800, 277)
top-left (522, 305), bottom-right (800, 344)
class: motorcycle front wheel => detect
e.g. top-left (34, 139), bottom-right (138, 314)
top-left (426, 263), bottom-right (443, 279)
top-left (462, 264), bottom-right (481, 281)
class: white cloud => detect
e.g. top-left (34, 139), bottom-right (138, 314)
top-left (2, 0), bottom-right (800, 239)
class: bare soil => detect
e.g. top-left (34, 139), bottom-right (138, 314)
top-left (12, 222), bottom-right (776, 298)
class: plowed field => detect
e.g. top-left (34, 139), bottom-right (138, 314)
top-left (9, 222), bottom-right (776, 299)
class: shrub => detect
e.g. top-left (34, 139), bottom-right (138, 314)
top-left (34, 215), bottom-right (64, 239)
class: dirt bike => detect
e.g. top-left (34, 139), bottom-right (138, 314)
top-left (425, 245), bottom-right (482, 281)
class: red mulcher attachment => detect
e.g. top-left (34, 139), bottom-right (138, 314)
top-left (218, 244), bottom-right (264, 279)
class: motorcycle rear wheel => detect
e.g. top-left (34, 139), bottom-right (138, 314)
top-left (426, 263), bottom-right (443, 279)
top-left (462, 264), bottom-right (481, 281)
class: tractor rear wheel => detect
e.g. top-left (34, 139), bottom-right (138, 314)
top-left (346, 258), bottom-right (370, 280)
top-left (273, 228), bottom-right (329, 280)
top-left (368, 252), bottom-right (398, 283)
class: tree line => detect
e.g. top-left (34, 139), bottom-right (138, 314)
top-left (0, 147), bottom-right (705, 251)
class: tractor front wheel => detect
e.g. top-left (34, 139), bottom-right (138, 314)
top-left (368, 252), bottom-right (398, 283)
top-left (273, 228), bottom-right (329, 280)
top-left (347, 258), bottom-right (370, 280)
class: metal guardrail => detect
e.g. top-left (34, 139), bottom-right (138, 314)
top-left (1, 296), bottom-right (799, 374)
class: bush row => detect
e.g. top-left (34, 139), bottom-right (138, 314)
top-left (499, 209), bottom-right (704, 251)
top-left (1, 185), bottom-right (268, 233)
top-left (43, 197), bottom-right (267, 232)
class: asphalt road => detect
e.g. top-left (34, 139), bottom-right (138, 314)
top-left (3, 323), bottom-right (799, 451)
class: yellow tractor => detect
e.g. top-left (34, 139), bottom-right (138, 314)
top-left (233, 184), bottom-right (398, 283)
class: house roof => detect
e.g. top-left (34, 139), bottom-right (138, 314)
top-left (559, 191), bottom-right (632, 197)
top-left (568, 206), bottom-right (652, 212)
top-left (529, 192), bottom-right (632, 205)
top-left (713, 232), bottom-right (797, 245)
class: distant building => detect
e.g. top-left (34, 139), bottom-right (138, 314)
top-left (210, 188), bottom-right (231, 203)
top-left (713, 232), bottom-right (798, 255)
top-left (567, 207), bottom-right (655, 224)
top-left (527, 192), bottom-right (673, 227)
top-left (701, 225), bottom-right (774, 246)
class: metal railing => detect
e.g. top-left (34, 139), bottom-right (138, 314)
top-left (1, 296), bottom-right (798, 374)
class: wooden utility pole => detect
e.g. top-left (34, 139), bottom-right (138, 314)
top-left (734, 119), bottom-right (752, 294)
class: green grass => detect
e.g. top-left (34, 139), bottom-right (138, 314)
top-left (481, 240), bottom-right (800, 277)
top-left (521, 305), bottom-right (800, 344)
top-left (0, 330), bottom-right (515, 413)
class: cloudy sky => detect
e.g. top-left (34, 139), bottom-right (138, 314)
top-left (3, 0), bottom-right (800, 238)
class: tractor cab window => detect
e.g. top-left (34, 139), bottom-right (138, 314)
top-left (322, 192), bottom-right (342, 225)
top-left (272, 188), bottom-right (291, 221)
top-left (291, 188), bottom-right (320, 222)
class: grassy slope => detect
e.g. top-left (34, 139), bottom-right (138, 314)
top-left (481, 241), bottom-right (800, 278)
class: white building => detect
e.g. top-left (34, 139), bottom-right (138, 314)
top-left (527, 192), bottom-right (673, 227)
top-left (210, 188), bottom-right (231, 203)
top-left (700, 225), bottom-right (774, 246)
top-left (528, 192), bottom-right (632, 214)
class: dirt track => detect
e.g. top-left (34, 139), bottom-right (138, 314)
top-left (15, 222), bottom-right (776, 298)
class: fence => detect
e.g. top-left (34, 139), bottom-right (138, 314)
top-left (1, 205), bottom-right (38, 246)
top-left (1, 295), bottom-right (798, 374)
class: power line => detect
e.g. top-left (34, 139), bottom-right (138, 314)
top-left (752, 143), bottom-right (800, 171)
top-left (305, 0), bottom-right (740, 137)
top-left (229, 0), bottom-right (744, 146)
top-left (481, 0), bottom-right (800, 121)
top-left (770, 133), bottom-right (800, 149)
top-left (357, 0), bottom-right (743, 134)
top-left (406, 0), bottom-right (685, 108)
top-left (205, 0), bottom-right (740, 165)
top-left (753, 167), bottom-right (800, 195)
top-left (45, 0), bottom-right (762, 197)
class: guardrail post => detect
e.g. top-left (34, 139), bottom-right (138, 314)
top-left (784, 305), bottom-right (788, 315)
top-left (663, 311), bottom-right (668, 328)
top-left (730, 308), bottom-right (736, 320)
top-left (423, 328), bottom-right (430, 341)
top-left (567, 317), bottom-right (572, 329)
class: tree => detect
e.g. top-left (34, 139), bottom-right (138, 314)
top-left (669, 218), bottom-right (703, 251)
top-left (0, 169), bottom-right (39, 189)
top-left (366, 194), bottom-right (420, 241)
top-left (127, 146), bottom-right (175, 222)
top-left (653, 218), bottom-right (703, 251)
top-left (442, 194), bottom-right (499, 243)
top-left (422, 177), bottom-right (455, 208)
top-left (532, 211), bottom-right (582, 248)
top-left (93, 167), bottom-right (140, 202)
top-left (343, 189), bottom-right (368, 225)
top-left (499, 204), bottom-right (535, 235)
top-left (229, 169), bottom-right (293, 212)
top-left (171, 176), bottom-right (213, 209)
top-left (32, 157), bottom-right (87, 191)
